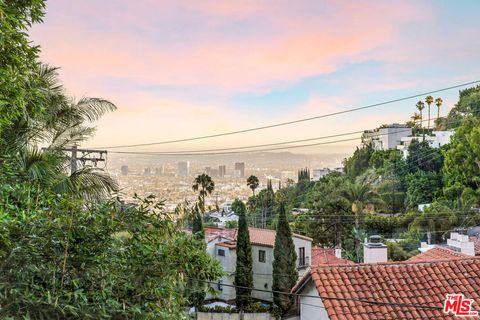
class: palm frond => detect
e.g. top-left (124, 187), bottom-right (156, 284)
top-left (55, 167), bottom-right (118, 201)
top-left (75, 97), bottom-right (117, 122)
top-left (50, 125), bottom-right (97, 148)
top-left (37, 64), bottom-right (64, 96)
top-left (16, 148), bottom-right (64, 185)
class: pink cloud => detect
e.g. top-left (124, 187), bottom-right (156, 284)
top-left (32, 0), bottom-right (423, 92)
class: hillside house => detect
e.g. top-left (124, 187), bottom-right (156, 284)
top-left (204, 226), bottom-right (312, 302)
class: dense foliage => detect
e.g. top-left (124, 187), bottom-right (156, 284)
top-left (0, 2), bottom-right (222, 318)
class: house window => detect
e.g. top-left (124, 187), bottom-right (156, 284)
top-left (218, 280), bottom-right (223, 290)
top-left (299, 247), bottom-right (305, 266)
top-left (218, 249), bottom-right (225, 257)
top-left (259, 250), bottom-right (266, 263)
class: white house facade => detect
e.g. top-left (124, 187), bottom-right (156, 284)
top-left (362, 124), bottom-right (412, 151)
top-left (204, 226), bottom-right (312, 302)
top-left (396, 130), bottom-right (454, 158)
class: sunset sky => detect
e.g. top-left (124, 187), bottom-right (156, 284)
top-left (31, 0), bottom-right (480, 154)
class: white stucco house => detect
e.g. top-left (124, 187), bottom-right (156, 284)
top-left (208, 211), bottom-right (239, 227)
top-left (362, 124), bottom-right (412, 151)
top-left (312, 167), bottom-right (344, 181)
top-left (204, 226), bottom-right (312, 302)
top-left (396, 130), bottom-right (454, 158)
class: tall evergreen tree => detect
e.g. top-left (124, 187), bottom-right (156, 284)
top-left (272, 203), bottom-right (298, 314)
top-left (192, 205), bottom-right (204, 240)
top-left (235, 210), bottom-right (253, 310)
top-left (297, 168), bottom-right (310, 182)
top-left (267, 179), bottom-right (273, 191)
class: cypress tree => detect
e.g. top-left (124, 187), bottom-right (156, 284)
top-left (298, 168), bottom-right (310, 182)
top-left (192, 205), bottom-right (204, 240)
top-left (235, 210), bottom-right (253, 309)
top-left (272, 202), bottom-right (298, 314)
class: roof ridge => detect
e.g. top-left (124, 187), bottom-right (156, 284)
top-left (311, 256), bottom-right (480, 270)
top-left (431, 245), bottom-right (468, 255)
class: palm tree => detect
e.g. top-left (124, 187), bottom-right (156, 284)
top-left (247, 175), bottom-right (259, 196)
top-left (415, 101), bottom-right (425, 129)
top-left (410, 113), bottom-right (421, 128)
top-left (435, 97), bottom-right (443, 129)
top-left (339, 183), bottom-right (383, 261)
top-left (425, 95), bottom-right (434, 130)
top-left (339, 183), bottom-right (382, 229)
top-left (192, 173), bottom-right (215, 215)
top-left (4, 65), bottom-right (118, 201)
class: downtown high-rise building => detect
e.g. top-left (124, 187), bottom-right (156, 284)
top-left (177, 161), bottom-right (190, 177)
top-left (219, 165), bottom-right (226, 178)
top-left (143, 167), bottom-right (151, 176)
top-left (234, 162), bottom-right (245, 178)
top-left (155, 165), bottom-right (165, 176)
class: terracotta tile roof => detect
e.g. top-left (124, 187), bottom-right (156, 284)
top-left (407, 246), bottom-right (469, 262)
top-left (204, 226), bottom-right (236, 243)
top-left (311, 247), bottom-right (354, 266)
top-left (299, 258), bottom-right (480, 319)
top-left (204, 226), bottom-right (311, 248)
top-left (247, 227), bottom-right (277, 247)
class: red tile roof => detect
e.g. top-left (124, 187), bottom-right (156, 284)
top-left (296, 258), bottom-right (480, 319)
top-left (248, 227), bottom-right (277, 247)
top-left (204, 226), bottom-right (236, 243)
top-left (407, 246), bottom-right (469, 262)
top-left (204, 226), bottom-right (312, 248)
top-left (311, 247), bottom-right (354, 266)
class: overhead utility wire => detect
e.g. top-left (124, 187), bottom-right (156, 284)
top-left (94, 80), bottom-right (480, 149)
top-left (110, 136), bottom-right (361, 156)
top-left (188, 277), bottom-right (446, 311)
top-left (107, 115), bottom-right (453, 155)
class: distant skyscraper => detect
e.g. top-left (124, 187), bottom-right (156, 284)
top-left (121, 165), bottom-right (129, 176)
top-left (234, 162), bottom-right (245, 178)
top-left (178, 161), bottom-right (190, 177)
top-left (219, 165), bottom-right (226, 178)
top-left (144, 167), bottom-right (151, 176)
top-left (205, 166), bottom-right (212, 176)
top-left (155, 165), bottom-right (165, 176)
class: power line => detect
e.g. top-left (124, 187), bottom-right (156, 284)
top-left (110, 136), bottom-right (360, 156)
top-left (106, 114), bottom-right (460, 156)
top-left (189, 277), bottom-right (446, 311)
top-left (113, 129), bottom-right (367, 154)
top-left (94, 80), bottom-right (480, 149)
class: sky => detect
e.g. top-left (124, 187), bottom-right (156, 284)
top-left (30, 0), bottom-right (480, 154)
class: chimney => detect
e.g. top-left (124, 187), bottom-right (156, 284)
top-left (447, 232), bottom-right (475, 256)
top-left (363, 235), bottom-right (388, 263)
top-left (335, 248), bottom-right (342, 259)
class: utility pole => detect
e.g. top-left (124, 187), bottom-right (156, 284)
top-left (64, 146), bottom-right (107, 174)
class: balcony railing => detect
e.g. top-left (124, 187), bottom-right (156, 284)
top-left (297, 256), bottom-right (310, 268)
